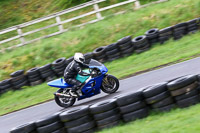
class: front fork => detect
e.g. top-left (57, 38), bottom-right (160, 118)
top-left (102, 74), bottom-right (113, 88)
top-left (102, 74), bottom-right (109, 84)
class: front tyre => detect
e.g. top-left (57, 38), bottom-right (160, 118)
top-left (54, 89), bottom-right (76, 108)
top-left (101, 74), bottom-right (119, 94)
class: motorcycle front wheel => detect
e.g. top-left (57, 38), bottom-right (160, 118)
top-left (101, 74), bottom-right (119, 94)
top-left (54, 89), bottom-right (76, 108)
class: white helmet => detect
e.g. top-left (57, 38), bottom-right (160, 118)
top-left (74, 53), bottom-right (85, 64)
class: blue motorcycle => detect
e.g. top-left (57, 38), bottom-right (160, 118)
top-left (47, 59), bottom-right (119, 108)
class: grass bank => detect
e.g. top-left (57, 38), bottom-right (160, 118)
top-left (0, 31), bottom-right (200, 115)
top-left (99, 103), bottom-right (200, 133)
top-left (0, 0), bottom-right (200, 80)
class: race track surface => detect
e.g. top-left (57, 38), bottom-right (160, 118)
top-left (1, 57), bottom-right (200, 133)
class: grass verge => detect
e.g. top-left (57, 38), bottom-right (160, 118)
top-left (98, 103), bottom-right (200, 133)
top-left (0, 31), bottom-right (200, 115)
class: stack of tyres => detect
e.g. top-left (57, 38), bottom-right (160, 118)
top-left (198, 17), bottom-right (200, 29)
top-left (132, 35), bottom-right (150, 54)
top-left (0, 79), bottom-right (12, 95)
top-left (36, 113), bottom-right (64, 133)
top-left (89, 99), bottom-right (120, 130)
top-left (60, 106), bottom-right (96, 133)
top-left (143, 82), bottom-right (175, 112)
top-left (167, 75), bottom-right (200, 108)
top-left (173, 22), bottom-right (187, 40)
top-left (92, 46), bottom-right (107, 63)
top-left (186, 18), bottom-right (199, 34)
top-left (65, 56), bottom-right (74, 65)
top-left (145, 28), bottom-right (159, 45)
top-left (27, 67), bottom-right (43, 86)
top-left (10, 70), bottom-right (29, 90)
top-left (84, 52), bottom-right (94, 64)
top-left (39, 64), bottom-right (56, 82)
top-left (64, 56), bottom-right (74, 67)
top-left (105, 43), bottom-right (120, 61)
top-left (159, 26), bottom-right (173, 44)
top-left (10, 122), bottom-right (37, 133)
top-left (117, 36), bottom-right (134, 57)
top-left (52, 57), bottom-right (68, 77)
top-left (115, 91), bottom-right (148, 122)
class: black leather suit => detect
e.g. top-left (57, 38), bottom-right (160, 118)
top-left (64, 60), bottom-right (90, 91)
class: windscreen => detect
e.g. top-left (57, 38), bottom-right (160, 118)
top-left (87, 59), bottom-right (103, 66)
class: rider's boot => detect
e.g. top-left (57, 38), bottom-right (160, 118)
top-left (70, 85), bottom-right (81, 97)
top-left (69, 90), bottom-right (78, 97)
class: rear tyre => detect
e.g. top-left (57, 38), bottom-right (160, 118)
top-left (54, 89), bottom-right (76, 108)
top-left (101, 75), bottom-right (119, 94)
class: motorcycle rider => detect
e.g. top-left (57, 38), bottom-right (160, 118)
top-left (64, 53), bottom-right (90, 97)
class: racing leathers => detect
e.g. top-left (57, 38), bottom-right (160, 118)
top-left (64, 60), bottom-right (90, 92)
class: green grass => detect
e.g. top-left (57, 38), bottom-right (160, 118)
top-left (0, 0), bottom-right (200, 80)
top-left (99, 103), bottom-right (200, 133)
top-left (0, 31), bottom-right (200, 115)
top-left (0, 0), bottom-right (59, 30)
top-left (0, 84), bottom-right (57, 115)
top-left (0, 0), bottom-right (156, 31)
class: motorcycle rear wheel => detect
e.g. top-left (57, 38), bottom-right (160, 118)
top-left (101, 74), bottom-right (119, 94)
top-left (54, 89), bottom-right (76, 108)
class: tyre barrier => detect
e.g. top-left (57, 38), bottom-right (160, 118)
top-left (143, 82), bottom-right (175, 112)
top-left (132, 35), bottom-right (150, 54)
top-left (10, 70), bottom-right (29, 90)
top-left (60, 106), bottom-right (95, 133)
top-left (173, 22), bottom-right (188, 40)
top-left (0, 57), bottom-right (74, 92)
top-left (105, 43), bottom-right (121, 61)
top-left (115, 91), bottom-right (148, 122)
top-left (27, 67), bottom-right (43, 86)
top-left (52, 57), bottom-right (68, 77)
top-left (10, 121), bottom-right (37, 133)
top-left (159, 26), bottom-right (173, 44)
top-left (89, 99), bottom-right (120, 130)
top-left (1, 17), bottom-right (200, 95)
top-left (39, 64), bottom-right (56, 82)
top-left (145, 28), bottom-right (159, 45)
top-left (93, 46), bottom-right (107, 63)
top-left (0, 79), bottom-right (12, 95)
top-left (167, 75), bottom-right (200, 108)
top-left (84, 52), bottom-right (94, 64)
top-left (36, 112), bottom-right (63, 133)
top-left (117, 36), bottom-right (134, 57)
top-left (10, 74), bottom-right (200, 133)
top-left (187, 18), bottom-right (199, 34)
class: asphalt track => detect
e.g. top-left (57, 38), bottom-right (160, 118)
top-left (1, 57), bottom-right (200, 133)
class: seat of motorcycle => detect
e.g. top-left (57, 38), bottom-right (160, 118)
top-left (76, 69), bottom-right (90, 83)
top-left (47, 78), bottom-right (73, 89)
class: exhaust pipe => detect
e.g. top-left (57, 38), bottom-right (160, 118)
top-left (54, 93), bottom-right (71, 97)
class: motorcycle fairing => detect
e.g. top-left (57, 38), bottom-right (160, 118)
top-left (78, 74), bottom-right (104, 100)
top-left (89, 65), bottom-right (108, 75)
top-left (47, 78), bottom-right (72, 89)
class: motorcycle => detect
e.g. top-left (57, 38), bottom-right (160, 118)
top-left (47, 59), bottom-right (119, 108)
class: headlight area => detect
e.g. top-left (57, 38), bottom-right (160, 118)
top-left (91, 68), bottom-right (101, 77)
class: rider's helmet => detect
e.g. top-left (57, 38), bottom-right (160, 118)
top-left (74, 53), bottom-right (85, 64)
